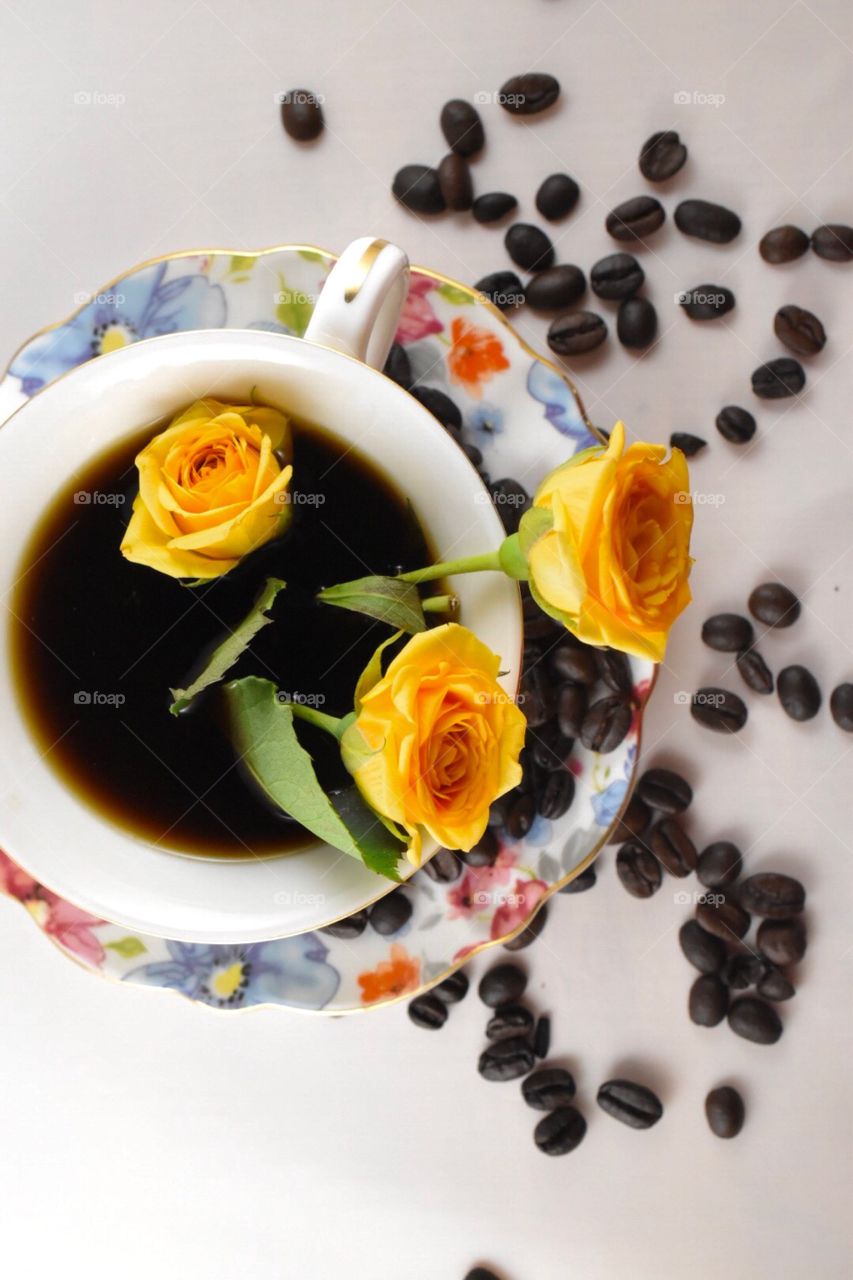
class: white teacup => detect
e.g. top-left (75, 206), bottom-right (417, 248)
top-left (0, 238), bottom-right (523, 942)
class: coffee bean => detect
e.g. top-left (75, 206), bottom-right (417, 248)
top-left (438, 153), bottom-right (474, 211)
top-left (473, 192), bottom-right (518, 224)
top-left (751, 357), bottom-right (805, 399)
top-left (670, 432), bottom-right (706, 457)
top-left (757, 966), bottom-right (795, 1002)
top-left (737, 648), bottom-right (774, 695)
top-left (774, 305), bottom-right (826, 357)
top-left (616, 841), bottom-right (662, 898)
top-left (597, 1079), bottom-right (663, 1129)
top-left (724, 953), bottom-right (764, 990)
top-left (679, 284), bottom-right (735, 320)
top-left (830, 682), bottom-right (853, 731)
top-left (434, 970), bottom-right (469, 1003)
top-left (649, 818), bottom-right (697, 877)
top-left (460, 827), bottom-right (499, 868)
top-left (383, 342), bottom-right (412, 389)
top-left (606, 196), bottom-right (665, 241)
top-left (521, 665), bottom-right (556, 728)
top-left (478, 1035), bottom-right (536, 1081)
top-left (525, 264), bottom-right (586, 310)
top-left (691, 688), bottom-right (748, 733)
top-left (536, 173), bottom-right (580, 221)
top-left (369, 889), bottom-right (412, 935)
top-left (280, 89), bottom-right (324, 141)
top-left (504, 903), bottom-right (548, 951)
top-left (674, 199), bottom-right (741, 244)
top-left (474, 270), bottom-right (525, 310)
top-left (422, 848), bottom-right (463, 883)
top-left (760, 225), bottom-right (809, 263)
top-left (548, 311), bottom-right (608, 356)
top-left (617, 297), bottom-right (658, 348)
top-left (410, 385), bottom-right (462, 429)
top-left (499, 72), bottom-right (560, 115)
top-left (697, 895), bottom-right (751, 942)
top-left (530, 721), bottom-right (574, 772)
top-left (811, 223), bottom-right (853, 262)
top-left (777, 665), bottom-right (821, 721)
top-left (557, 682), bottom-right (588, 737)
top-left (689, 973), bottom-right (729, 1026)
top-left (486, 1004), bottom-right (534, 1040)
top-left (534, 1106), bottom-right (587, 1155)
top-left (757, 918), bottom-right (807, 966)
top-left (523, 1066), bottom-right (576, 1110)
top-left (439, 98), bottom-right (484, 157)
top-left (505, 223), bottom-right (555, 271)
top-left (596, 648), bottom-right (633, 695)
top-left (748, 582), bottom-right (800, 628)
top-left (506, 792), bottom-right (535, 840)
top-left (322, 909), bottom-right (367, 940)
top-left (408, 992), bottom-right (450, 1030)
top-left (697, 841), bottom-right (743, 889)
top-left (560, 864), bottom-right (597, 893)
top-left (465, 1270), bottom-right (501, 1280)
top-left (637, 767), bottom-right (693, 815)
top-left (639, 130), bottom-right (687, 181)
top-left (478, 963), bottom-right (527, 1008)
top-left (580, 695), bottom-right (632, 752)
top-left (679, 920), bottom-right (727, 974)
top-left (551, 642), bottom-right (597, 685)
top-left (392, 164), bottom-right (446, 214)
top-left (728, 995), bottom-right (783, 1044)
top-left (590, 253), bottom-right (644, 300)
top-left (491, 477), bottom-right (531, 535)
top-left (534, 1015), bottom-right (551, 1059)
top-left (607, 794), bottom-right (651, 844)
top-left (705, 1086), bottom-right (745, 1138)
top-left (738, 873), bottom-right (805, 918)
top-left (715, 405), bottom-right (756, 445)
top-left (537, 770), bottom-right (575, 820)
top-left (702, 613), bottom-right (754, 652)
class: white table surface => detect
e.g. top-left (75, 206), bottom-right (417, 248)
top-left (1, 2), bottom-right (851, 1277)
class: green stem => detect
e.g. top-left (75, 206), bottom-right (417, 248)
top-left (398, 549), bottom-right (502, 585)
top-left (289, 702), bottom-right (346, 740)
top-left (422, 594), bottom-right (457, 613)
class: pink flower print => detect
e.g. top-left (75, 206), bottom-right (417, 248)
top-left (40, 893), bottom-right (106, 968)
top-left (0, 850), bottom-right (38, 902)
top-left (490, 877), bottom-right (548, 940)
top-left (395, 276), bottom-right (443, 345)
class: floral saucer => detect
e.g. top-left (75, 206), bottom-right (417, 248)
top-left (0, 244), bottom-right (654, 1014)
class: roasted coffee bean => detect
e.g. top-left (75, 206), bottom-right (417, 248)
top-left (617, 296), bottom-right (657, 348)
top-left (392, 163), bottom-right (446, 214)
top-left (486, 1004), bottom-right (534, 1040)
top-left (520, 665), bottom-right (556, 728)
top-left (434, 970), bottom-right (469, 1003)
top-left (580, 695), bottom-right (632, 753)
top-left (530, 722), bottom-right (574, 772)
top-left (728, 995), bottom-right (783, 1044)
top-left (737, 648), bottom-right (774, 695)
top-left (738, 873), bottom-right (805, 919)
top-left (422, 847), bottom-right (463, 883)
top-left (758, 918), bottom-right (807, 966)
top-left (616, 840), bottom-right (662, 898)
top-left (674, 199), bottom-right (741, 244)
top-left (522, 587), bottom-right (562, 639)
top-left (438, 152), bottom-right (474, 211)
top-left (691, 688), bottom-right (748, 733)
top-left (523, 1066), bottom-right (576, 1110)
top-left (560, 864), bottom-right (597, 893)
top-left (774, 305), bottom-right (826, 357)
top-left (557, 682), bottom-right (588, 738)
top-left (679, 284), bottom-right (735, 320)
top-left (474, 270), bottom-right (525, 310)
top-left (639, 130), bottom-right (687, 181)
top-left (548, 311), bottom-right (608, 356)
top-left (590, 252), bottom-right (644, 300)
top-left (760, 225), bottom-right (809, 263)
top-left (322, 909), bottom-right (368, 940)
top-left (488, 795), bottom-right (512, 828)
top-left (679, 920), bottom-right (727, 974)
top-left (715, 405), bottom-right (756, 445)
top-left (606, 196), bottom-right (665, 241)
top-left (410, 385), bottom-right (462, 428)
top-left (408, 994), bottom-right (448, 1029)
top-left (705, 1086), bottom-right (745, 1138)
top-left (534, 1106), bottom-right (587, 1155)
top-left (537, 771), bottom-right (575, 820)
top-left (830, 682), bottom-right (853, 731)
top-left (777, 665), bottom-right (821, 721)
top-left (460, 827), bottom-right (499, 868)
top-left (702, 613), bottom-right (754, 652)
top-left (670, 432), bottom-right (706, 457)
top-left (534, 1015), bottom-right (551, 1059)
top-left (525, 264), bottom-right (586, 310)
top-left (697, 895), bottom-right (751, 942)
top-left (607, 795), bottom-right (651, 844)
top-left (597, 1079), bottom-right (663, 1129)
top-left (689, 974), bottom-right (729, 1027)
top-left (478, 1035), bottom-right (536, 1081)
top-left (596, 648), bottom-right (633, 695)
top-left (504, 903), bottom-right (548, 952)
top-left (491, 478), bottom-right (530, 534)
top-left (506, 792), bottom-right (535, 840)
top-left (499, 72), bottom-right (560, 115)
top-left (811, 223), bottom-right (853, 262)
top-left (649, 818), bottom-right (697, 878)
top-left (505, 223), bottom-right (555, 272)
top-left (478, 963), bottom-right (527, 1008)
top-left (551, 642), bottom-right (597, 685)
top-left (439, 98), bottom-right (484, 157)
top-left (382, 342), bottom-right (412, 389)
top-left (757, 966), bottom-right (795, 1002)
top-left (724, 953), bottom-right (763, 990)
top-left (465, 1269), bottom-right (501, 1280)
top-left (697, 841), bottom-right (742, 889)
top-left (637, 767), bottom-right (693, 815)
top-left (536, 173), bottom-right (580, 221)
top-left (280, 89), bottom-right (324, 141)
top-left (748, 582), bottom-right (800, 628)
top-left (751, 357), bottom-right (805, 399)
top-left (369, 888), bottom-right (412, 935)
top-left (473, 192), bottom-right (518, 224)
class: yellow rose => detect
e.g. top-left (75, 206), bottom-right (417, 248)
top-left (120, 398), bottom-right (293, 580)
top-left (340, 623), bottom-right (525, 865)
top-left (520, 422), bottom-right (693, 661)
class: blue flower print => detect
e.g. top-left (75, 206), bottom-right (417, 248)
top-left (591, 777), bottom-right (628, 827)
top-left (527, 360), bottom-right (599, 449)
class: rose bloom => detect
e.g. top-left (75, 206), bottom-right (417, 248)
top-left (120, 398), bottom-right (292, 580)
top-left (341, 624), bottom-right (525, 866)
top-left (520, 421), bottom-right (693, 661)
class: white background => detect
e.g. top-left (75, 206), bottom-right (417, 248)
top-left (1, 1), bottom-right (852, 1277)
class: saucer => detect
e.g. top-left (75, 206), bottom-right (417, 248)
top-left (0, 243), bottom-right (655, 1013)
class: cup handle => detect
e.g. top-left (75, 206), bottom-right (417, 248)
top-left (303, 237), bottom-right (410, 371)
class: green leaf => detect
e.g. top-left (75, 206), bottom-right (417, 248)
top-left (105, 936), bottom-right (147, 959)
top-left (297, 248), bottom-right (326, 263)
top-left (228, 254), bottom-right (257, 275)
top-left (317, 576), bottom-right (425, 633)
top-left (170, 577), bottom-right (286, 714)
top-left (354, 630), bottom-right (403, 709)
top-left (437, 282), bottom-right (474, 305)
top-left (276, 273), bottom-right (315, 335)
top-left (224, 677), bottom-right (404, 879)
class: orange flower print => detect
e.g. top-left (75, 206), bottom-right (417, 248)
top-left (358, 943), bottom-right (421, 1005)
top-left (448, 317), bottom-right (509, 397)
